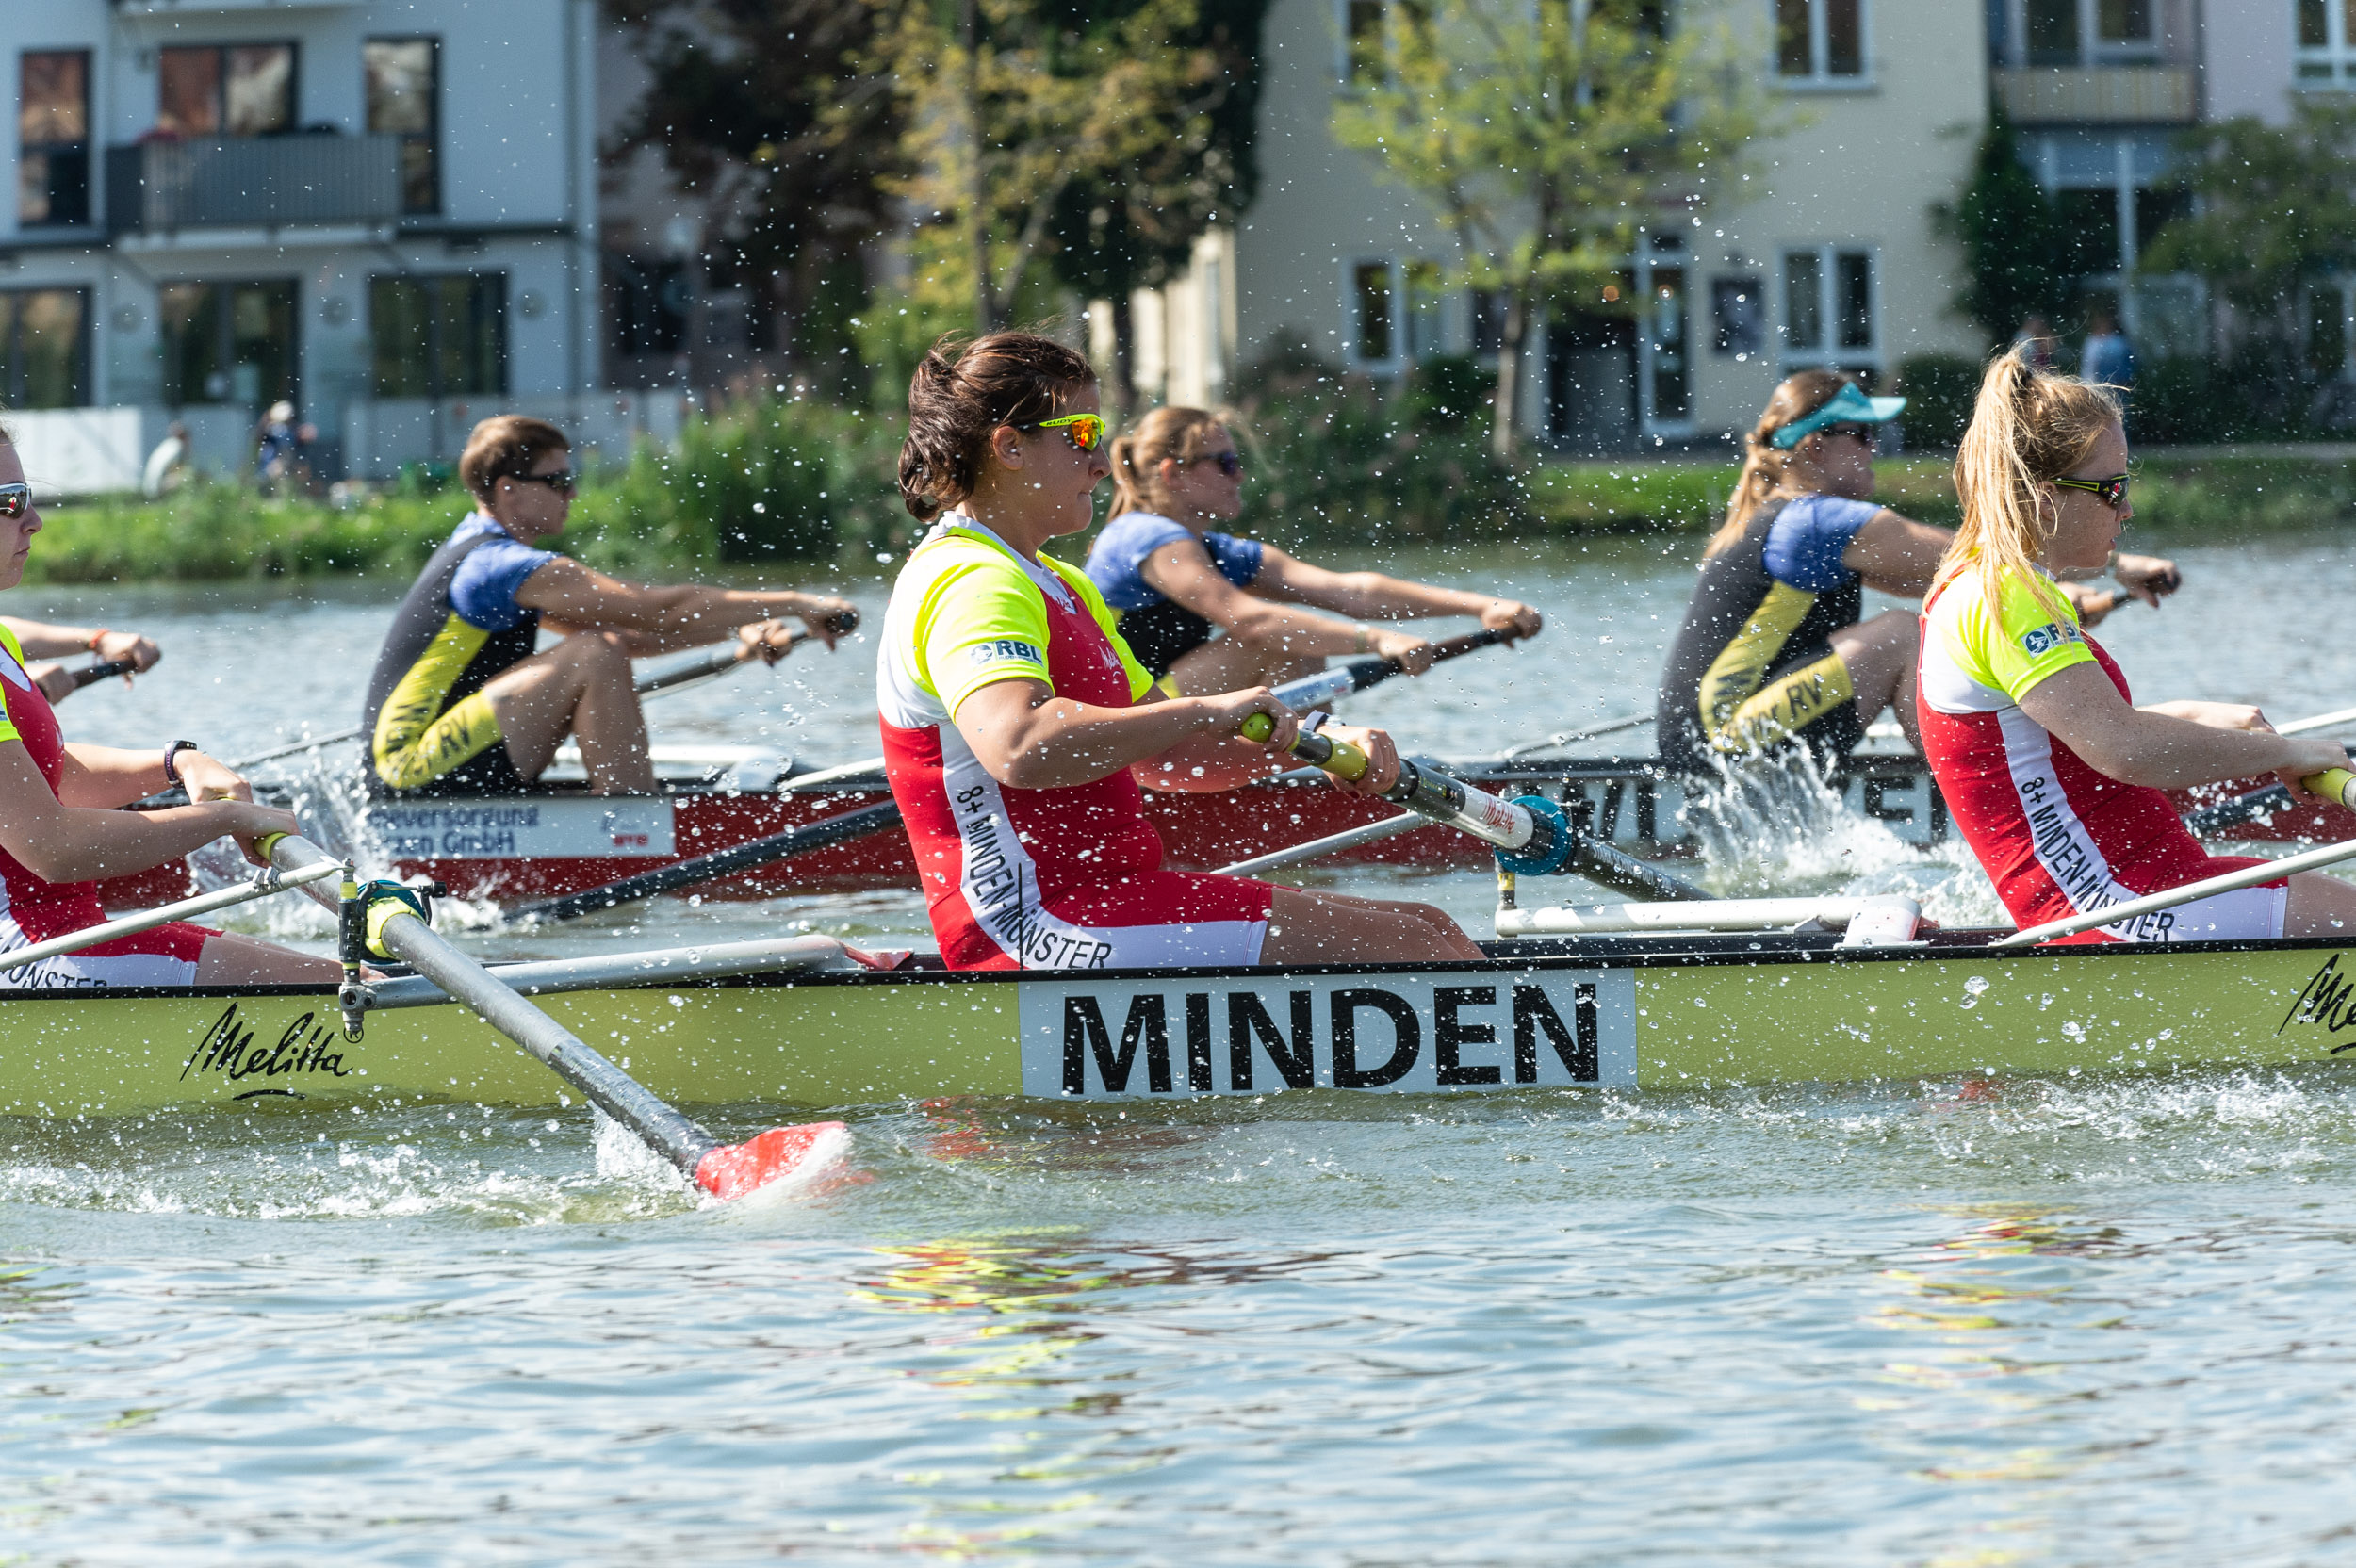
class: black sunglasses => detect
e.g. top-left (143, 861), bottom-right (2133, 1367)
top-left (1197, 451), bottom-right (1246, 479)
top-left (1824, 423), bottom-right (1880, 446)
top-left (0, 484), bottom-right (28, 520)
top-left (509, 469), bottom-right (577, 495)
top-left (2051, 472), bottom-right (2129, 511)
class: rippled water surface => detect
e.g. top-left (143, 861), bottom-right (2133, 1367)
top-left (7, 528), bottom-right (2356, 1562)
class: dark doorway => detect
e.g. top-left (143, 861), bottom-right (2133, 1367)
top-left (1546, 310), bottom-right (1637, 453)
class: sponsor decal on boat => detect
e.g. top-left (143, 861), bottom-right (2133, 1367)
top-left (2280, 952), bottom-right (2356, 1054)
top-left (182, 1004), bottom-right (358, 1089)
top-left (1018, 970), bottom-right (1636, 1098)
top-left (367, 798), bottom-right (676, 860)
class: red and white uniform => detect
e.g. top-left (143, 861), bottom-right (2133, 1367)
top-left (877, 517), bottom-right (1272, 971)
top-left (1919, 565), bottom-right (2282, 944)
top-left (0, 625), bottom-right (216, 987)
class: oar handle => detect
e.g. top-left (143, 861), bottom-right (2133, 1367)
top-left (1241, 711), bottom-right (1369, 780)
top-left (71, 659), bottom-right (138, 689)
top-left (2305, 768), bottom-right (2356, 808)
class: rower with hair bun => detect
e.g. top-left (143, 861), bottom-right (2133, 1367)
top-left (878, 333), bottom-right (1481, 971)
top-left (1657, 371), bottom-right (2181, 776)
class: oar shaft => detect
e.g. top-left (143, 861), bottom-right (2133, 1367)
top-left (510, 799), bottom-right (906, 923)
top-left (70, 659), bottom-right (138, 690)
top-left (1216, 811), bottom-right (1428, 875)
top-left (1267, 628), bottom-right (1511, 710)
top-left (267, 835), bottom-right (719, 1179)
top-left (0, 858), bottom-right (342, 972)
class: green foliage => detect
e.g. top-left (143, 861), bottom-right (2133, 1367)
top-left (1939, 106), bottom-right (2072, 348)
top-left (1329, 0), bottom-right (1767, 455)
top-left (2142, 100), bottom-right (2356, 324)
top-left (573, 395), bottom-right (900, 569)
top-left (1894, 354), bottom-right (1984, 449)
top-left (1224, 351), bottom-right (1524, 544)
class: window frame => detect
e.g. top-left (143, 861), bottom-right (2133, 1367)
top-left (2297, 0), bottom-right (2356, 85)
top-left (1772, 0), bottom-right (1873, 90)
top-left (368, 271), bottom-right (509, 400)
top-left (17, 50), bottom-right (93, 230)
top-left (1345, 256), bottom-right (1402, 373)
top-left (2006, 0), bottom-right (2161, 67)
top-left (156, 278), bottom-right (302, 411)
top-left (155, 41), bottom-right (302, 140)
top-left (1778, 241), bottom-right (1882, 378)
top-left (364, 35), bottom-right (441, 218)
top-left (0, 286), bottom-right (93, 408)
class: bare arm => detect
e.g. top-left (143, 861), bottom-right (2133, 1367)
top-left (2020, 662), bottom-right (2348, 795)
top-left (0, 618), bottom-right (161, 669)
top-left (1251, 546), bottom-right (1544, 636)
top-left (1839, 512), bottom-right (1954, 599)
top-left (953, 677), bottom-right (1300, 792)
top-left (1138, 539), bottom-right (1415, 664)
top-left (520, 559), bottom-right (858, 656)
top-left (0, 742), bottom-right (294, 883)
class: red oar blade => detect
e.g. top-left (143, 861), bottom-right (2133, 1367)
top-left (694, 1120), bottom-right (853, 1202)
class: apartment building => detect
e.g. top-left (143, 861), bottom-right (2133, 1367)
top-left (1125, 0), bottom-right (2315, 450)
top-left (0, 0), bottom-right (671, 494)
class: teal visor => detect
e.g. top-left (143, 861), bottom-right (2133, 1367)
top-left (1770, 383), bottom-right (1908, 449)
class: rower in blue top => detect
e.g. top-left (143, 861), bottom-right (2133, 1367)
top-left (1085, 406), bottom-right (1542, 696)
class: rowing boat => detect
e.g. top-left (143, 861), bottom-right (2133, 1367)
top-left (12, 923), bottom-right (2356, 1118)
top-left (89, 747), bottom-right (2350, 913)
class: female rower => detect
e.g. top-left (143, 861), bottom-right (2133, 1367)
top-left (1657, 371), bottom-right (2180, 772)
top-left (0, 434), bottom-right (334, 987)
top-left (1084, 406), bottom-right (1542, 694)
top-left (0, 619), bottom-right (162, 705)
top-left (880, 335), bottom-right (1481, 970)
top-left (1921, 350), bottom-right (2356, 941)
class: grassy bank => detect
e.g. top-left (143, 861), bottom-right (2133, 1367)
top-left (27, 441), bottom-right (2354, 587)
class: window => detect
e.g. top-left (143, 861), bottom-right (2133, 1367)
top-left (1774, 0), bottom-right (1864, 82)
top-left (1344, 0), bottom-right (1386, 82)
top-left (2307, 283), bottom-right (2352, 380)
top-left (1351, 260), bottom-right (1395, 364)
top-left (365, 39), bottom-right (439, 216)
top-left (607, 256), bottom-right (689, 356)
top-left (1710, 277), bottom-right (1764, 357)
top-left (1645, 267), bottom-right (1690, 422)
top-left (159, 281), bottom-right (297, 408)
top-left (1782, 245), bottom-right (1877, 366)
top-left (370, 275), bottom-right (505, 399)
top-left (2299, 0), bottom-right (2356, 81)
top-left (18, 52), bottom-right (90, 227)
top-left (1406, 261), bottom-right (1446, 358)
top-left (1470, 289), bottom-right (1508, 356)
top-left (157, 44), bottom-right (296, 139)
top-left (0, 289), bottom-right (90, 408)
top-left (2020, 0), bottom-right (2156, 65)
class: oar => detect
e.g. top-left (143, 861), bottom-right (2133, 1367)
top-left (263, 832), bottom-right (846, 1201)
top-left (1497, 712), bottom-right (1655, 762)
top-left (68, 659), bottom-right (139, 691)
top-left (0, 855), bottom-right (343, 975)
top-left (513, 630), bottom-right (1527, 923)
top-left (1238, 713), bottom-right (1709, 902)
top-left (1217, 811), bottom-right (1429, 875)
top-left (507, 800), bottom-right (905, 924)
top-left (226, 616), bottom-right (853, 774)
top-left (1998, 770), bottom-right (2356, 946)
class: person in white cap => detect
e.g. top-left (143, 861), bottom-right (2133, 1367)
top-left (1655, 371), bottom-right (2181, 774)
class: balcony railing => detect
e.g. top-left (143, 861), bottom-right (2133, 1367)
top-left (1992, 67), bottom-right (2197, 124)
top-left (105, 135), bottom-right (403, 234)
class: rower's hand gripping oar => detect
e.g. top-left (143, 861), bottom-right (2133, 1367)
top-left (1238, 712), bottom-right (1709, 902)
top-left (257, 831), bottom-right (847, 1202)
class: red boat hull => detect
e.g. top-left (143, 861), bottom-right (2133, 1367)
top-left (90, 763), bottom-right (2351, 913)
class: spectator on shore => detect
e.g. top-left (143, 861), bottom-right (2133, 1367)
top-left (254, 402), bottom-right (316, 496)
top-left (2081, 310), bottom-right (2135, 391)
top-left (141, 421), bottom-right (190, 500)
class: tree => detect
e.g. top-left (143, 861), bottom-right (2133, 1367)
top-left (1938, 104), bottom-right (2072, 351)
top-left (1332, 0), bottom-right (1765, 458)
top-left (2140, 98), bottom-right (2356, 381)
top-left (605, 0), bottom-right (906, 383)
top-left (1039, 0), bottom-right (1274, 411)
top-left (875, 0), bottom-right (1231, 336)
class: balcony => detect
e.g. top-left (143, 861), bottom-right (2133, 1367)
top-left (112, 1), bottom-right (358, 15)
top-left (1992, 67), bottom-right (2197, 124)
top-left (105, 135), bottom-right (403, 235)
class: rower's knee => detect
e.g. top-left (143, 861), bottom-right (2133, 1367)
top-left (554, 630), bottom-right (632, 680)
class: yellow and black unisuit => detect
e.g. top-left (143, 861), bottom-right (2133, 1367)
top-left (1656, 495), bottom-right (1868, 772)
top-left (359, 516), bottom-right (551, 796)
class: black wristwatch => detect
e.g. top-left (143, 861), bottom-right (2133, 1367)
top-left (163, 740), bottom-right (198, 787)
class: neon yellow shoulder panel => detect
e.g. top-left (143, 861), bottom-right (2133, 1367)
top-left (1950, 568), bottom-right (2094, 702)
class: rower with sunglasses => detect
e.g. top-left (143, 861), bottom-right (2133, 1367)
top-left (359, 415), bottom-right (858, 798)
top-left (1655, 372), bottom-right (2178, 775)
top-left (1085, 406), bottom-right (1541, 696)
top-left (0, 489), bottom-right (167, 704)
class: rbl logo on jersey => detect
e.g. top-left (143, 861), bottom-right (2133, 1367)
top-left (966, 639), bottom-right (1042, 668)
top-left (2020, 622), bottom-right (2083, 657)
